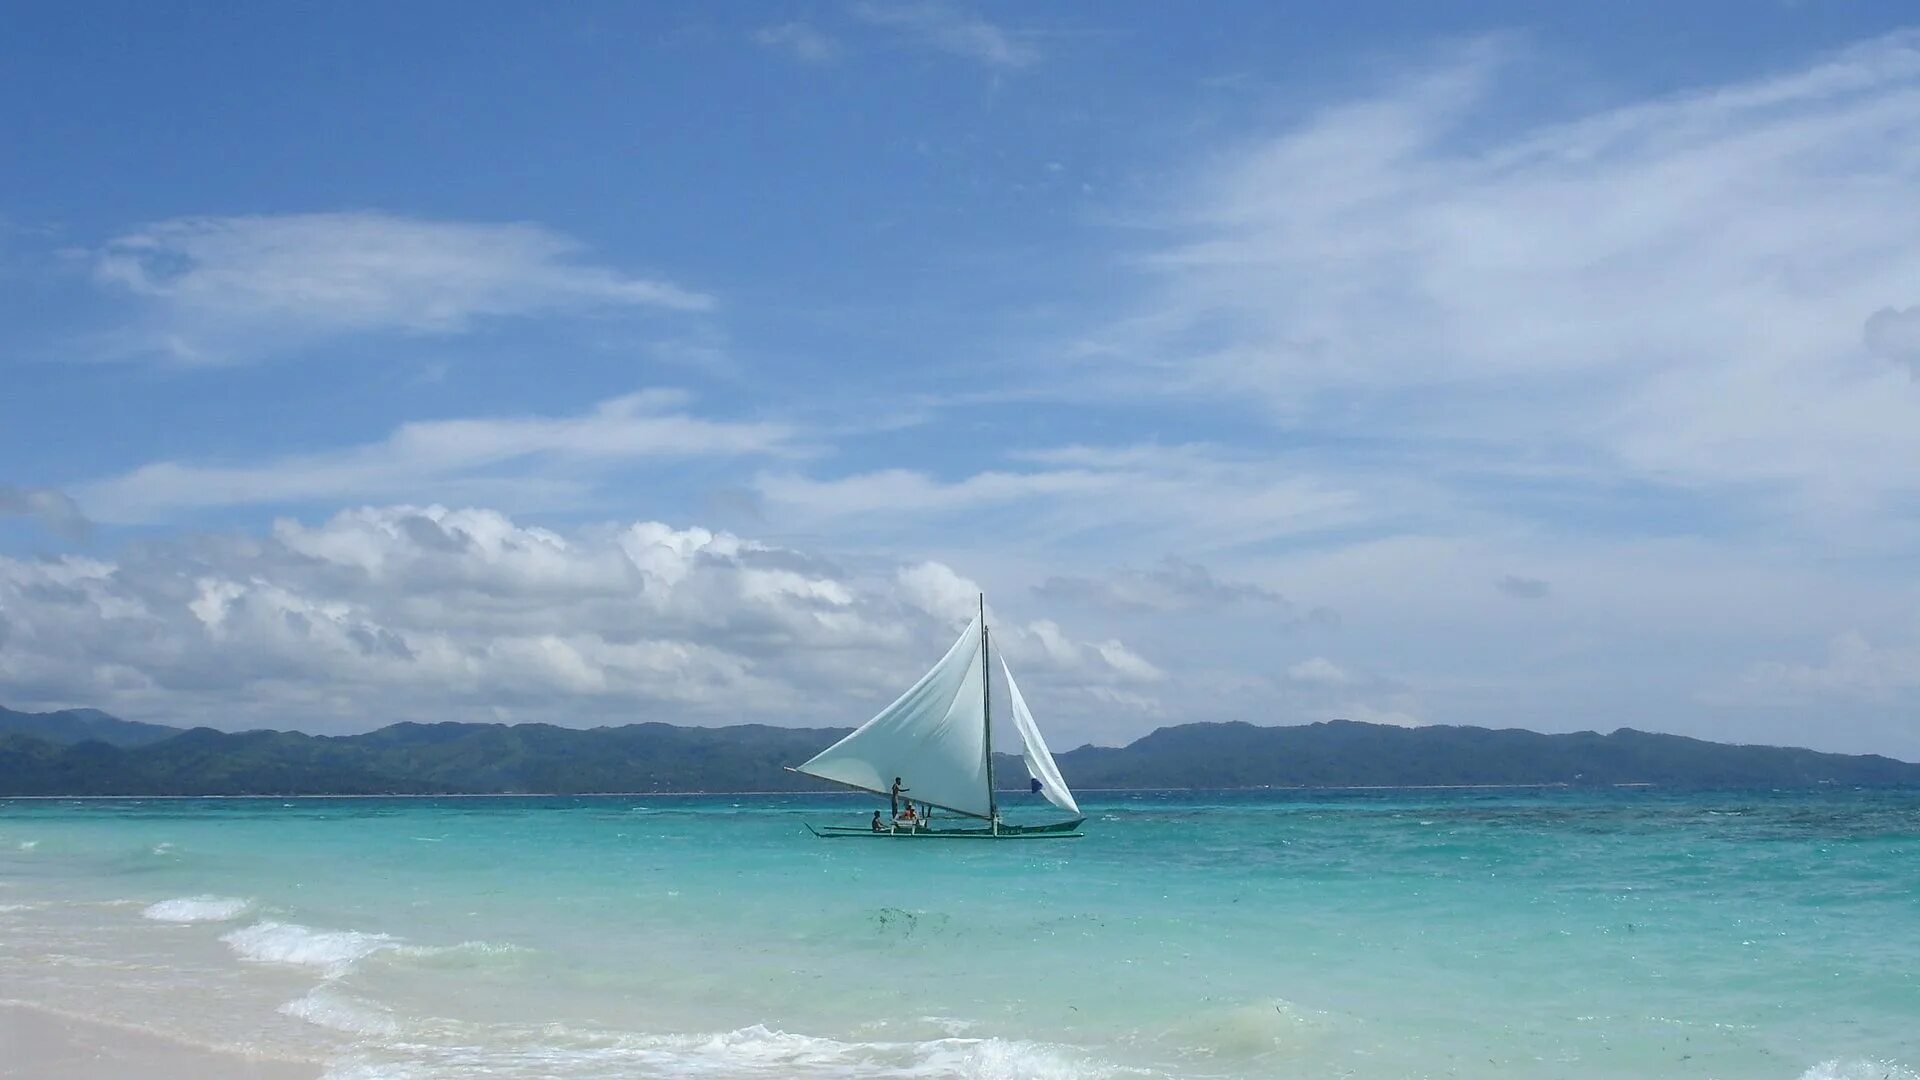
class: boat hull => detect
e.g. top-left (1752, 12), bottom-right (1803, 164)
top-left (805, 819), bottom-right (1084, 840)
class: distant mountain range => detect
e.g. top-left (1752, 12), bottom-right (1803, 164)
top-left (0, 705), bottom-right (181, 748)
top-left (2, 704), bottom-right (1916, 796)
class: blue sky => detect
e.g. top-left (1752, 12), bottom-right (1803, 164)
top-left (4, 2), bottom-right (1920, 757)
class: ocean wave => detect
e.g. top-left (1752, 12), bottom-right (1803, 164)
top-left (313, 1021), bottom-right (1132, 1080)
top-left (222, 921), bottom-right (397, 977)
top-left (282, 986), bottom-right (405, 1038)
top-left (1801, 1061), bottom-right (1920, 1080)
top-left (387, 940), bottom-right (531, 969)
top-left (142, 895), bottom-right (252, 923)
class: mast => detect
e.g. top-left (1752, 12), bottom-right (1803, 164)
top-left (980, 592), bottom-right (998, 831)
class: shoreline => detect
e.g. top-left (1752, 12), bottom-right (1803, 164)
top-left (0, 1001), bottom-right (317, 1080)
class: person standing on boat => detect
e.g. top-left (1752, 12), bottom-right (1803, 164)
top-left (890, 777), bottom-right (909, 819)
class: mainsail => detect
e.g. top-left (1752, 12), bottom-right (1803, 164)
top-left (793, 615), bottom-right (992, 819)
top-left (1002, 656), bottom-right (1080, 815)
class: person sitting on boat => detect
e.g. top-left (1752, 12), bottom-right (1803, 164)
top-left (897, 802), bottom-right (918, 827)
top-left (890, 776), bottom-right (909, 818)
top-left (870, 811), bottom-right (885, 832)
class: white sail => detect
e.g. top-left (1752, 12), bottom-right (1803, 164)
top-left (794, 616), bottom-right (992, 819)
top-left (1002, 656), bottom-right (1079, 816)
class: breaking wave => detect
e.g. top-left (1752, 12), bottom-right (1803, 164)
top-left (282, 986), bottom-right (405, 1038)
top-left (142, 895), bottom-right (252, 923)
top-left (222, 921), bottom-right (397, 977)
top-left (306, 1021), bottom-right (1130, 1080)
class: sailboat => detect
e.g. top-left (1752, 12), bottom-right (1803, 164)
top-left (790, 595), bottom-right (1086, 839)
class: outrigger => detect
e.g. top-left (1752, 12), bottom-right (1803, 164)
top-left (789, 594), bottom-right (1086, 839)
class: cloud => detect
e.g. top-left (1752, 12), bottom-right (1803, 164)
top-left (0, 486), bottom-right (90, 540)
top-left (1286, 657), bottom-right (1352, 686)
top-left (1336, 700), bottom-right (1426, 728)
top-left (892, 561), bottom-right (1162, 683)
top-left (1495, 575), bottom-right (1551, 600)
top-left (756, 443), bottom-right (1369, 552)
top-left (76, 390), bottom-right (796, 523)
top-left (1864, 305), bottom-right (1920, 377)
top-left (754, 21), bottom-right (841, 64)
top-left (0, 507), bottom-right (1163, 737)
top-left (896, 561), bottom-right (983, 625)
top-left (851, 2), bottom-right (1038, 68)
top-left (1035, 556), bottom-right (1291, 612)
top-left (1098, 32), bottom-right (1920, 531)
top-left (1734, 631), bottom-right (1920, 701)
top-left (90, 212), bottom-right (713, 364)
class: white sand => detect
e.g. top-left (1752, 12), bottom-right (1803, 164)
top-left (0, 1002), bottom-right (317, 1080)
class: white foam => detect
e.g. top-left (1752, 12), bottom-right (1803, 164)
top-left (308, 1021), bottom-right (1126, 1080)
top-left (1801, 1061), bottom-right (1920, 1080)
top-left (390, 939), bottom-right (527, 965)
top-left (17, 840), bottom-right (36, 851)
top-left (142, 895), bottom-right (252, 923)
top-left (222, 920), bottom-right (396, 977)
top-left (319, 1060), bottom-right (423, 1080)
top-left (282, 986), bottom-right (404, 1038)
top-left (569, 1024), bottom-right (1120, 1079)
top-left (911, 1036), bottom-right (1112, 1079)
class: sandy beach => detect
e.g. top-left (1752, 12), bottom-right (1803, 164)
top-left (0, 1003), bottom-right (316, 1080)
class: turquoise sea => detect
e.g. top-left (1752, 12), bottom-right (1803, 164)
top-left (2, 788), bottom-right (1916, 1079)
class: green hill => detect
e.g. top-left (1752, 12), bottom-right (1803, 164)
top-left (0, 706), bottom-right (1914, 796)
top-left (0, 704), bottom-right (181, 747)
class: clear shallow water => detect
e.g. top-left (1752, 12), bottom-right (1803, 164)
top-left (2, 788), bottom-right (1917, 1079)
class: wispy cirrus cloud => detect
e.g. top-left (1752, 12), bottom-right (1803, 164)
top-left (1095, 32), bottom-right (1920, 532)
top-left (851, 2), bottom-right (1038, 69)
top-left (1495, 575), bottom-right (1551, 600)
top-left (754, 21), bottom-right (841, 64)
top-left (89, 212), bottom-right (713, 364)
top-left (755, 442), bottom-right (1370, 552)
top-left (1035, 556), bottom-right (1292, 614)
top-left (76, 390), bottom-right (795, 523)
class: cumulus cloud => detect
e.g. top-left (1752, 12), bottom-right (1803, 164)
top-left (1735, 631), bottom-right (1920, 701)
top-left (76, 390), bottom-right (794, 523)
top-left (754, 21), bottom-right (840, 64)
top-left (892, 561), bottom-right (1163, 683)
top-left (896, 561), bottom-right (983, 625)
top-left (0, 507), bottom-right (1164, 737)
top-left (851, 2), bottom-right (1038, 68)
top-left (0, 486), bottom-right (90, 540)
top-left (90, 212), bottom-right (712, 364)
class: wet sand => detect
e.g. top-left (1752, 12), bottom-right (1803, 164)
top-left (0, 1002), bottom-right (317, 1080)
